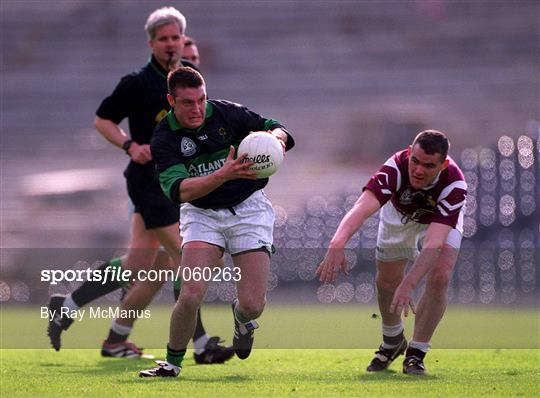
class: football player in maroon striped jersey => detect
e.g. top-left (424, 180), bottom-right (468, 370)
top-left (317, 130), bottom-right (467, 375)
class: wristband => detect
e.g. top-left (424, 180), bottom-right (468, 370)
top-left (122, 139), bottom-right (133, 155)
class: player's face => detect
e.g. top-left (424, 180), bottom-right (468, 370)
top-left (182, 44), bottom-right (200, 67)
top-left (167, 85), bottom-right (207, 129)
top-left (408, 144), bottom-right (449, 189)
top-left (148, 23), bottom-right (184, 70)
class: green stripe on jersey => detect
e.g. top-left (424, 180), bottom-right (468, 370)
top-left (159, 164), bottom-right (188, 201)
top-left (264, 118), bottom-right (281, 131)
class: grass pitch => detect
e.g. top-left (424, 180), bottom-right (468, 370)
top-left (1, 304), bottom-right (539, 397)
top-left (1, 349), bottom-right (538, 397)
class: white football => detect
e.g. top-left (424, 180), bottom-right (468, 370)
top-left (238, 132), bottom-right (284, 178)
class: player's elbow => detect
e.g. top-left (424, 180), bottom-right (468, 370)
top-left (94, 116), bottom-right (110, 134)
top-left (93, 116), bottom-right (102, 131)
top-left (179, 192), bottom-right (190, 203)
top-left (179, 188), bottom-right (195, 203)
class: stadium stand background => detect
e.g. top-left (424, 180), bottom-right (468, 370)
top-left (1, 0), bottom-right (538, 305)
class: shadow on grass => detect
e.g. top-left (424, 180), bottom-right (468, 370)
top-left (358, 370), bottom-right (438, 382)
top-left (117, 374), bottom-right (251, 384)
top-left (39, 357), bottom-right (156, 376)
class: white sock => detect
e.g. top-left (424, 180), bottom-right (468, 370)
top-left (63, 295), bottom-right (79, 312)
top-left (382, 321), bottom-right (404, 337)
top-left (193, 334), bottom-right (209, 354)
top-left (409, 340), bottom-right (431, 353)
top-left (111, 319), bottom-right (132, 336)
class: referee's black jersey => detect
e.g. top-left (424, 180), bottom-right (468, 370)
top-left (95, 55), bottom-right (196, 179)
top-left (151, 100), bottom-right (295, 210)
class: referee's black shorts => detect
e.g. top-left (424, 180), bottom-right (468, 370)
top-left (124, 163), bottom-right (179, 230)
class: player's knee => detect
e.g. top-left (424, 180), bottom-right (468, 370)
top-left (152, 250), bottom-right (171, 270)
top-left (427, 268), bottom-right (452, 293)
top-left (239, 297), bottom-right (265, 319)
top-left (178, 284), bottom-right (205, 310)
top-left (376, 274), bottom-right (401, 296)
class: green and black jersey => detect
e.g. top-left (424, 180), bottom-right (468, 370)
top-left (151, 100), bottom-right (294, 209)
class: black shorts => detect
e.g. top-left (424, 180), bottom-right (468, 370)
top-left (124, 163), bottom-right (179, 230)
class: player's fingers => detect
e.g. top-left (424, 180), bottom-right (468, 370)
top-left (241, 160), bottom-right (255, 169)
top-left (320, 264), bottom-right (330, 282)
top-left (237, 152), bottom-right (250, 161)
top-left (410, 301), bottom-right (416, 315)
top-left (145, 147), bottom-right (153, 160)
top-left (389, 299), bottom-right (397, 314)
top-left (226, 145), bottom-right (235, 160)
top-left (331, 267), bottom-right (338, 283)
top-left (320, 264), bottom-right (331, 283)
top-left (340, 260), bottom-right (349, 276)
top-left (318, 268), bottom-right (325, 282)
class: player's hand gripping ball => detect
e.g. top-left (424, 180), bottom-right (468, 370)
top-left (238, 132), bottom-right (284, 178)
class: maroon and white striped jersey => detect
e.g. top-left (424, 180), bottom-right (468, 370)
top-left (364, 149), bottom-right (467, 227)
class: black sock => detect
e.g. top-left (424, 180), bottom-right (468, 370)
top-left (106, 329), bottom-right (128, 344)
top-left (406, 347), bottom-right (426, 360)
top-left (71, 260), bottom-right (124, 307)
top-left (383, 330), bottom-right (405, 347)
top-left (193, 308), bottom-right (206, 340)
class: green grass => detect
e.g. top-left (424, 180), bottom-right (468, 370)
top-left (1, 305), bottom-right (539, 396)
top-left (1, 349), bottom-right (538, 397)
top-left (1, 304), bottom-right (539, 349)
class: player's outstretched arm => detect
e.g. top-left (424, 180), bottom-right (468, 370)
top-left (316, 190), bottom-right (381, 283)
top-left (178, 146), bottom-right (258, 202)
top-left (390, 222), bottom-right (452, 317)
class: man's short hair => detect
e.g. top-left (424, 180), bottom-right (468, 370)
top-left (412, 130), bottom-right (450, 160)
top-left (184, 35), bottom-right (196, 46)
top-left (167, 67), bottom-right (205, 95)
top-left (145, 7), bottom-right (186, 40)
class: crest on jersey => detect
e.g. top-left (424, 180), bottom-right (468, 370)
top-left (181, 137), bottom-right (197, 156)
top-left (399, 188), bottom-right (436, 209)
top-left (217, 127), bottom-right (229, 142)
top-left (399, 188), bottom-right (415, 205)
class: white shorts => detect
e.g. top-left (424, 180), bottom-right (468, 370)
top-left (180, 190), bottom-right (275, 255)
top-left (376, 202), bottom-right (464, 262)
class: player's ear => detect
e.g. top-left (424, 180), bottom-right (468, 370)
top-left (166, 93), bottom-right (175, 107)
top-left (407, 145), bottom-right (412, 155)
top-left (441, 158), bottom-right (449, 170)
